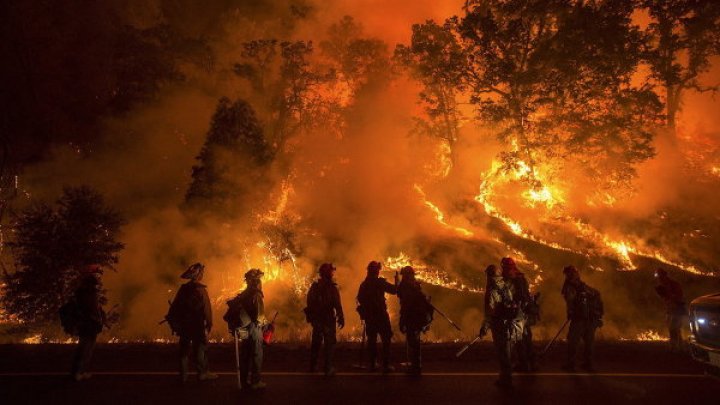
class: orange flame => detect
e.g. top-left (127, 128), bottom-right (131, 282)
top-left (475, 151), bottom-right (713, 275)
top-left (385, 252), bottom-right (481, 293)
top-left (414, 184), bottom-right (473, 237)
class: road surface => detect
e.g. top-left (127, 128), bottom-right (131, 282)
top-left (1, 341), bottom-right (718, 404)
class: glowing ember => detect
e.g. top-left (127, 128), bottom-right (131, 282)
top-left (22, 334), bottom-right (43, 344)
top-left (260, 179), bottom-right (295, 225)
top-left (20, 335), bottom-right (75, 344)
top-left (621, 330), bottom-right (669, 342)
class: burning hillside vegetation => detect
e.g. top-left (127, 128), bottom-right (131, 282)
top-left (1, 0), bottom-right (720, 343)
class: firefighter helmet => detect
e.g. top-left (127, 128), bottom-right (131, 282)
top-left (563, 265), bottom-right (578, 276)
top-left (181, 262), bottom-right (205, 280)
top-left (319, 263), bottom-right (336, 278)
top-left (244, 268), bottom-right (264, 280)
top-left (501, 257), bottom-right (517, 269)
top-left (367, 261), bottom-right (382, 273)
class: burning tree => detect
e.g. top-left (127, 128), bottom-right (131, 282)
top-left (1, 186), bottom-right (124, 324)
top-left (320, 16), bottom-right (391, 95)
top-left (231, 17), bottom-right (391, 149)
top-left (454, 0), bottom-right (661, 198)
top-left (395, 20), bottom-right (467, 171)
top-left (640, 0), bottom-right (720, 133)
top-left (233, 39), bottom-right (324, 152)
top-left (190, 16), bottom-right (393, 225)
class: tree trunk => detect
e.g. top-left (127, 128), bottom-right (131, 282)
top-left (435, 85), bottom-right (459, 171)
top-left (515, 102), bottom-right (536, 180)
top-left (665, 83), bottom-right (682, 137)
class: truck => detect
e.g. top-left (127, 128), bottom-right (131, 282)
top-left (688, 292), bottom-right (720, 376)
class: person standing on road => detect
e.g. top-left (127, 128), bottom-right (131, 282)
top-left (166, 263), bottom-right (218, 383)
top-left (561, 265), bottom-right (603, 373)
top-left (357, 261), bottom-right (398, 373)
top-left (305, 263), bottom-right (344, 376)
top-left (485, 264), bottom-right (523, 389)
top-left (654, 268), bottom-right (686, 352)
top-left (71, 265), bottom-right (106, 381)
top-left (397, 266), bottom-right (433, 376)
top-left (234, 268), bottom-right (267, 390)
top-left (501, 257), bottom-right (538, 372)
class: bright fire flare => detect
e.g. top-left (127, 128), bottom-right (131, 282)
top-left (620, 330), bottom-right (669, 342)
top-left (22, 334), bottom-right (43, 344)
top-left (524, 185), bottom-right (563, 209)
top-left (475, 150), bottom-right (713, 275)
top-left (638, 330), bottom-right (666, 341)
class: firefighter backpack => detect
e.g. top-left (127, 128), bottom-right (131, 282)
top-left (223, 295), bottom-right (251, 336)
top-left (59, 299), bottom-right (80, 336)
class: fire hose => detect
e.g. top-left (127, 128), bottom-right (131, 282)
top-left (456, 322), bottom-right (489, 358)
top-left (539, 319), bottom-right (570, 357)
top-left (431, 304), bottom-right (463, 332)
top-left (234, 329), bottom-right (242, 389)
top-left (456, 335), bottom-right (482, 358)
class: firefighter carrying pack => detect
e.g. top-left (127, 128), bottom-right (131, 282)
top-left (400, 287), bottom-right (434, 332)
top-left (418, 295), bottom-right (434, 331)
top-left (497, 284), bottom-right (520, 321)
top-left (525, 292), bottom-right (541, 326)
top-left (574, 283), bottom-right (604, 322)
top-left (165, 283), bottom-right (205, 335)
top-left (59, 299), bottom-right (80, 336)
top-left (304, 280), bottom-right (334, 324)
top-left (223, 295), bottom-right (252, 337)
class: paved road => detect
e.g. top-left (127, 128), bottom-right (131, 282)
top-left (1, 342), bottom-right (718, 404)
